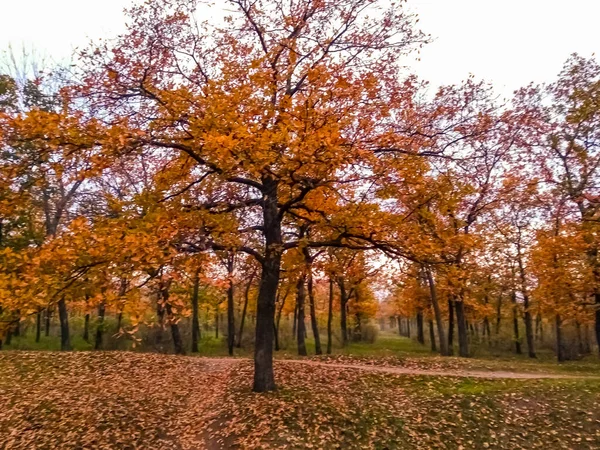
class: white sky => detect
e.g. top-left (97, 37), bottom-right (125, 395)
top-left (1, 0), bottom-right (599, 96)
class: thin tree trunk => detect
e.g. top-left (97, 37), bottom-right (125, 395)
top-left (584, 323), bottom-right (592, 354)
top-left (523, 299), bottom-right (536, 358)
top-left (14, 313), bottom-right (20, 337)
top-left (576, 321), bottom-right (586, 355)
top-left (327, 277), bottom-right (334, 354)
top-left (226, 256), bottom-right (235, 356)
top-left (238, 271), bottom-right (255, 348)
top-left (296, 276), bottom-right (308, 356)
top-left (292, 301), bottom-right (298, 340)
top-left (416, 310), bottom-right (425, 345)
top-left (425, 267), bottom-right (449, 356)
top-left (307, 272), bottom-right (322, 355)
top-left (274, 285), bottom-right (288, 352)
top-left (5, 329), bottom-right (11, 346)
top-left (429, 319), bottom-right (437, 352)
top-left (595, 293), bottom-right (600, 357)
top-left (495, 295), bottom-right (502, 336)
top-left (339, 279), bottom-right (349, 347)
top-left (511, 292), bottom-right (522, 355)
top-left (45, 307), bottom-right (51, 337)
top-left (36, 309), bottom-right (42, 343)
top-left (191, 270), bottom-right (200, 353)
top-left (556, 314), bottom-right (565, 362)
top-left (406, 317), bottom-right (411, 338)
top-left (57, 297), bottom-right (71, 351)
top-left (455, 299), bottom-right (469, 357)
top-left (215, 310), bottom-right (219, 339)
top-left (95, 302), bottom-right (106, 350)
top-left (447, 298), bottom-right (455, 354)
top-left (83, 313), bottom-right (90, 342)
top-left (165, 302), bottom-right (185, 355)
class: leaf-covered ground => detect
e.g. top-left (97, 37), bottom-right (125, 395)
top-left (0, 352), bottom-right (599, 449)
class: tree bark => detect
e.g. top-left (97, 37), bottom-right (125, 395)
top-left (253, 177), bottom-right (281, 392)
top-left (339, 279), bottom-right (349, 346)
top-left (83, 313), bottom-right (90, 342)
top-left (95, 302), bottom-right (106, 350)
top-left (45, 307), bottom-right (51, 337)
top-left (191, 270), bottom-right (201, 353)
top-left (595, 293), bottom-right (600, 357)
top-left (307, 271), bottom-right (322, 355)
top-left (57, 297), bottom-right (71, 351)
top-left (455, 299), bottom-right (469, 357)
top-left (425, 267), bottom-right (449, 356)
top-left (495, 295), bottom-right (502, 337)
top-left (296, 276), bottom-right (308, 356)
top-left (327, 277), bottom-right (334, 354)
top-left (274, 284), bottom-right (288, 352)
top-left (165, 302), bottom-right (185, 355)
top-left (556, 314), bottom-right (565, 362)
top-left (447, 298), bottom-right (455, 354)
top-left (36, 309), bottom-right (42, 343)
top-left (511, 292), bottom-right (522, 355)
top-left (416, 310), bottom-right (425, 345)
top-left (429, 319), bottom-right (436, 352)
top-left (238, 271), bottom-right (255, 348)
top-left (226, 255), bottom-right (235, 356)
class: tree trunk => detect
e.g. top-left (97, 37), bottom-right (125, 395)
top-left (14, 313), bottom-right (20, 337)
top-left (495, 295), bottom-right (502, 337)
top-left (191, 271), bottom-right (201, 353)
top-left (45, 307), bottom-right (51, 337)
top-left (83, 313), bottom-right (90, 342)
top-left (556, 314), bottom-right (565, 362)
top-left (397, 315), bottom-right (402, 336)
top-left (95, 302), bottom-right (106, 350)
top-left (482, 317), bottom-right (491, 346)
top-left (429, 319), bottom-right (436, 352)
top-left (227, 256), bottom-right (235, 357)
top-left (327, 277), bottom-right (334, 354)
top-left (307, 272), bottom-right (322, 355)
top-left (595, 293), bottom-right (600, 357)
top-left (36, 309), bottom-right (42, 343)
top-left (253, 178), bottom-right (281, 392)
top-left (406, 317), bottom-right (411, 338)
top-left (339, 279), bottom-right (349, 347)
top-left (238, 271), bottom-right (255, 348)
top-left (425, 267), bottom-right (449, 356)
top-left (447, 298), bottom-right (455, 354)
top-left (416, 310), bottom-right (425, 345)
top-left (292, 301), bottom-right (298, 340)
top-left (116, 312), bottom-right (123, 333)
top-left (584, 323), bottom-right (592, 354)
top-left (215, 310), bottom-right (219, 339)
top-left (274, 285), bottom-right (288, 352)
top-left (455, 299), bottom-right (469, 357)
top-left (535, 313), bottom-right (542, 342)
top-left (523, 307), bottom-right (536, 358)
top-left (511, 292), bottom-right (522, 355)
top-left (57, 297), bottom-right (71, 351)
top-left (5, 329), bottom-right (11, 346)
top-left (165, 302), bottom-right (185, 355)
top-left (576, 322), bottom-right (586, 355)
top-left (296, 276), bottom-right (308, 356)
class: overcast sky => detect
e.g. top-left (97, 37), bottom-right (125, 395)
top-left (1, 0), bottom-right (599, 96)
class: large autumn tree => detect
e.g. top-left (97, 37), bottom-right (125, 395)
top-left (74, 0), bottom-right (429, 391)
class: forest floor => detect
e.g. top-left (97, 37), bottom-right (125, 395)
top-left (1, 345), bottom-right (600, 449)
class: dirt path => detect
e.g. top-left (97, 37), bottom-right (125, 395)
top-left (199, 357), bottom-right (595, 380)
